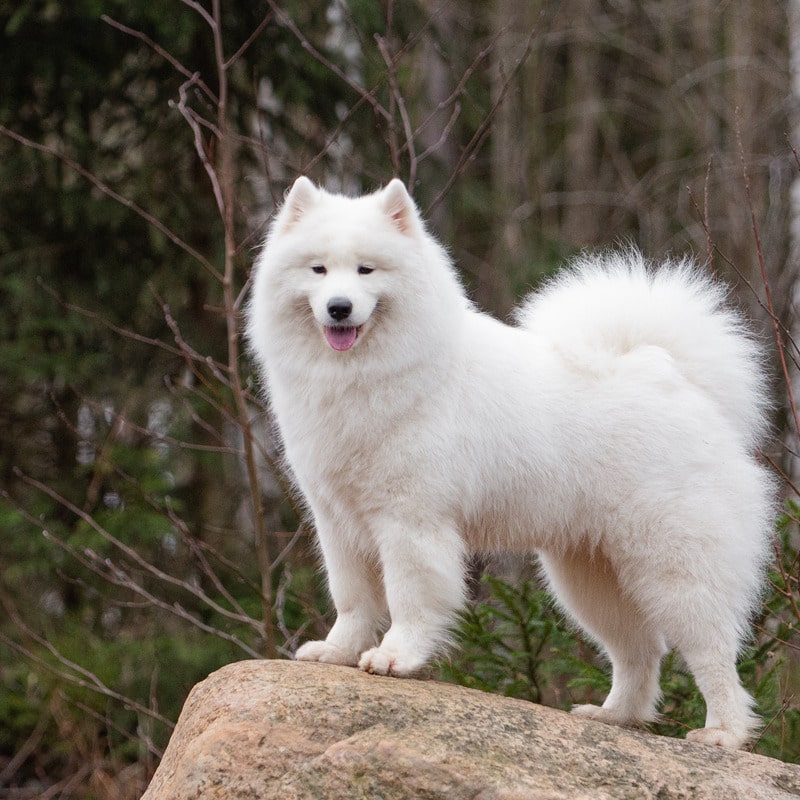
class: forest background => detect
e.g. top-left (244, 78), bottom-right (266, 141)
top-left (1, 1), bottom-right (800, 797)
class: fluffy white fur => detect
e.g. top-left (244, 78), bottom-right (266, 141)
top-left (246, 177), bottom-right (775, 749)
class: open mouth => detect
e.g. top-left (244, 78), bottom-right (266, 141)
top-left (323, 325), bottom-right (363, 351)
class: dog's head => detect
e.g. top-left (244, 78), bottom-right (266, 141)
top-left (254, 177), bottom-right (426, 353)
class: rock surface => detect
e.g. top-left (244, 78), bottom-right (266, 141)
top-left (142, 659), bottom-right (800, 800)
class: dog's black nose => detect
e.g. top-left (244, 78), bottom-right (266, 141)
top-left (327, 297), bottom-right (353, 321)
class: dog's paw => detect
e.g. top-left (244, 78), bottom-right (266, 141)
top-left (570, 704), bottom-right (640, 728)
top-left (686, 726), bottom-right (746, 749)
top-left (357, 646), bottom-right (424, 677)
top-left (294, 640), bottom-right (358, 667)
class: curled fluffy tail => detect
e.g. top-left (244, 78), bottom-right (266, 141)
top-left (516, 249), bottom-right (771, 451)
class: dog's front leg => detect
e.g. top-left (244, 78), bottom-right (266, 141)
top-left (295, 523), bottom-right (387, 667)
top-left (359, 520), bottom-right (467, 676)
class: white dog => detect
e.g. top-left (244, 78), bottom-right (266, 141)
top-left (246, 177), bottom-right (775, 749)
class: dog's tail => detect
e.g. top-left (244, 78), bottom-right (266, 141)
top-left (516, 248), bottom-right (772, 451)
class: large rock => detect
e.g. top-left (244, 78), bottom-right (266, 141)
top-left (142, 659), bottom-right (799, 800)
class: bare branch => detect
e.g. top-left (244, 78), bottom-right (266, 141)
top-left (427, 28), bottom-right (537, 214)
top-left (164, 500), bottom-right (253, 621)
top-left (178, 0), bottom-right (215, 30)
top-left (61, 690), bottom-right (164, 760)
top-left (0, 125), bottom-right (223, 283)
top-left (175, 75), bottom-right (228, 221)
top-left (0, 627), bottom-right (175, 730)
top-left (416, 102), bottom-right (462, 163)
top-left (101, 14), bottom-right (217, 104)
top-left (10, 471), bottom-right (264, 638)
top-left (0, 710), bottom-right (50, 784)
top-left (376, 33), bottom-right (418, 189)
top-left (225, 10), bottom-right (274, 69)
top-left (410, 38), bottom-right (494, 161)
top-left (263, 0), bottom-right (390, 123)
top-left (736, 111), bottom-right (800, 442)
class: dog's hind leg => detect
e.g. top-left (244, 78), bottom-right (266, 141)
top-left (629, 507), bottom-right (764, 747)
top-left (651, 572), bottom-right (759, 748)
top-left (623, 540), bottom-right (761, 747)
top-left (538, 546), bottom-right (666, 727)
top-left (678, 642), bottom-right (758, 749)
top-left (633, 580), bottom-right (758, 748)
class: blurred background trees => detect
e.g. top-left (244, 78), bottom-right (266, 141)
top-left (1, 1), bottom-right (798, 796)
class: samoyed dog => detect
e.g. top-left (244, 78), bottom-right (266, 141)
top-left (247, 177), bottom-right (775, 748)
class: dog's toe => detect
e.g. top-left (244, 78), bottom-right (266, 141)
top-left (295, 640), bottom-right (358, 666)
top-left (570, 704), bottom-right (642, 728)
top-left (686, 726), bottom-right (746, 749)
top-left (358, 647), bottom-right (395, 675)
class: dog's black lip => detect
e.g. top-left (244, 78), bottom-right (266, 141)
top-left (324, 323), bottom-right (363, 332)
top-left (323, 323), bottom-right (366, 338)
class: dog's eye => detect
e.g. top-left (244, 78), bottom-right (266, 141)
top-left (311, 265), bottom-right (327, 275)
top-left (357, 265), bottom-right (374, 275)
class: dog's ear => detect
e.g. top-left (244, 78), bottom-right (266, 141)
top-left (381, 179), bottom-right (420, 236)
top-left (274, 176), bottom-right (318, 234)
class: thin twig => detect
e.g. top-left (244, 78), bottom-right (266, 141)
top-left (762, 451), bottom-right (800, 499)
top-left (263, 0), bottom-right (390, 122)
top-left (176, 75), bottom-right (227, 221)
top-left (0, 124), bottom-right (223, 282)
top-left (178, 0), bottom-right (215, 29)
top-left (376, 33), bottom-right (418, 189)
top-left (164, 499), bottom-right (253, 620)
top-left (416, 102), bottom-right (462, 163)
top-left (101, 15), bottom-right (217, 104)
top-left (38, 521), bottom-right (263, 656)
top-left (427, 28), bottom-right (537, 213)
top-left (686, 160), bottom-right (715, 273)
top-left (61, 691), bottom-right (164, 760)
top-left (736, 110), bottom-right (800, 442)
top-left (410, 37), bottom-right (495, 160)
top-left (0, 709), bottom-right (50, 783)
top-left (225, 10), bottom-right (273, 69)
top-left (0, 630), bottom-right (174, 729)
top-left (11, 471), bottom-right (263, 635)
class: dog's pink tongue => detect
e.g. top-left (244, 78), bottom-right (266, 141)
top-left (324, 326), bottom-right (358, 351)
